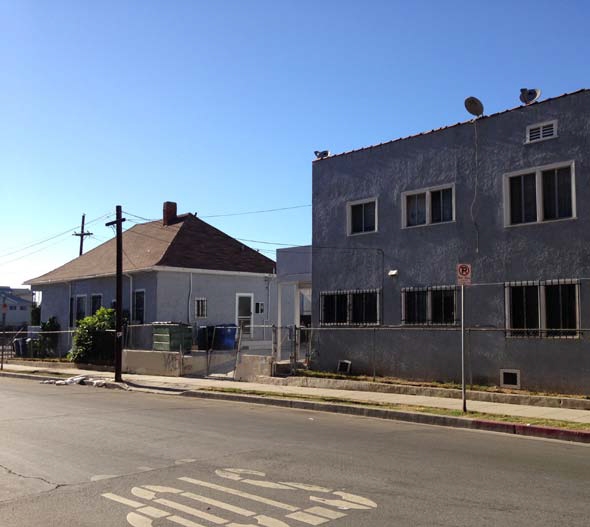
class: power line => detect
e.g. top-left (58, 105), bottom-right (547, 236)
top-left (200, 204), bottom-right (311, 218)
top-left (0, 212), bottom-right (113, 260)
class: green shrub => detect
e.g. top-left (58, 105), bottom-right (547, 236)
top-left (39, 316), bottom-right (60, 357)
top-left (68, 307), bottom-right (116, 364)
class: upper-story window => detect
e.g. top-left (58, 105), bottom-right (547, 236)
top-left (525, 120), bottom-right (557, 144)
top-left (402, 185), bottom-right (454, 228)
top-left (504, 162), bottom-right (575, 226)
top-left (348, 198), bottom-right (377, 235)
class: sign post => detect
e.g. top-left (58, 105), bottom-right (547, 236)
top-left (456, 264), bottom-right (472, 412)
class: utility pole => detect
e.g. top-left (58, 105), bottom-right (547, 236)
top-left (106, 206), bottom-right (126, 382)
top-left (73, 213), bottom-right (93, 256)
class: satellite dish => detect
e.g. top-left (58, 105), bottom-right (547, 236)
top-left (314, 150), bottom-right (330, 159)
top-left (464, 96), bottom-right (484, 117)
top-left (520, 88), bottom-right (541, 105)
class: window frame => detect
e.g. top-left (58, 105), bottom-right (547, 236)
top-left (504, 279), bottom-right (580, 339)
top-left (90, 293), bottom-right (103, 315)
top-left (347, 197), bottom-right (378, 236)
top-left (503, 161), bottom-right (576, 227)
top-left (195, 297), bottom-right (207, 318)
top-left (319, 289), bottom-right (381, 326)
top-left (401, 286), bottom-right (458, 326)
top-left (401, 184), bottom-right (455, 229)
top-left (75, 295), bottom-right (86, 322)
top-left (132, 289), bottom-right (146, 325)
top-left (525, 119), bottom-right (558, 144)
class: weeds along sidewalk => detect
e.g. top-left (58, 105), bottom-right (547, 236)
top-left (2, 363), bottom-right (590, 443)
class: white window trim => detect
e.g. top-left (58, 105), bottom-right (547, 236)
top-left (401, 184), bottom-right (455, 229)
top-left (503, 160), bottom-right (576, 228)
top-left (525, 119), bottom-right (558, 144)
top-left (132, 289), bottom-right (146, 323)
top-left (505, 279), bottom-right (580, 339)
top-left (195, 297), bottom-right (207, 318)
top-left (347, 197), bottom-right (378, 236)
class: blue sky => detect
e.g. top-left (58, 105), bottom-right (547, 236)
top-left (2, 0), bottom-right (589, 287)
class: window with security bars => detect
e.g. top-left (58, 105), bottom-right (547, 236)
top-left (349, 200), bottom-right (377, 234)
top-left (506, 163), bottom-right (574, 226)
top-left (402, 287), bottom-right (457, 325)
top-left (506, 280), bottom-right (579, 338)
top-left (132, 290), bottom-right (145, 324)
top-left (320, 289), bottom-right (380, 326)
top-left (526, 120), bottom-right (557, 144)
top-left (195, 297), bottom-right (207, 318)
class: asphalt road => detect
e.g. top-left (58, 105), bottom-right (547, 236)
top-left (0, 377), bottom-right (589, 527)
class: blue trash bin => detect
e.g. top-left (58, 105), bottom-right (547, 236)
top-left (212, 325), bottom-right (237, 350)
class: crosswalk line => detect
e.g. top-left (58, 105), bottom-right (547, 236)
top-left (179, 477), bottom-right (300, 512)
top-left (102, 493), bottom-right (144, 508)
top-left (154, 497), bottom-right (228, 524)
top-left (285, 511), bottom-right (330, 525)
top-left (182, 491), bottom-right (256, 517)
top-left (304, 507), bottom-right (346, 520)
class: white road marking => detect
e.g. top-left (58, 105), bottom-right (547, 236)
top-left (175, 459), bottom-right (197, 465)
top-left (155, 497), bottom-right (228, 524)
top-left (226, 516), bottom-right (291, 527)
top-left (127, 512), bottom-right (154, 527)
top-left (179, 477), bottom-right (300, 512)
top-left (309, 496), bottom-right (370, 510)
top-left (182, 491), bottom-right (256, 517)
top-left (254, 515), bottom-right (292, 527)
top-left (168, 515), bottom-right (209, 527)
top-left (242, 479), bottom-right (294, 490)
top-left (102, 493), bottom-right (145, 508)
top-left (285, 511), bottom-right (330, 525)
top-left (304, 507), bottom-right (346, 520)
top-left (133, 487), bottom-right (159, 500)
top-left (137, 506), bottom-right (170, 518)
top-left (92, 474), bottom-right (117, 481)
top-left (332, 491), bottom-right (377, 508)
top-left (279, 483), bottom-right (332, 493)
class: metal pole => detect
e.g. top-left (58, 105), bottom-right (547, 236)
top-left (372, 327), bottom-right (376, 382)
top-left (461, 284), bottom-right (466, 412)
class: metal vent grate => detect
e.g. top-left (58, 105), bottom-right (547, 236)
top-left (526, 120), bottom-right (557, 143)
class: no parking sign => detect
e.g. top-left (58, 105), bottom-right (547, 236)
top-left (456, 263), bottom-right (472, 286)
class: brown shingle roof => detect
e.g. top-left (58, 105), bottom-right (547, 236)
top-left (26, 214), bottom-right (275, 285)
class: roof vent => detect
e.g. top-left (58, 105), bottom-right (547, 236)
top-left (163, 201), bottom-right (178, 226)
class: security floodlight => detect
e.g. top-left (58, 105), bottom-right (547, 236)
top-left (388, 270), bottom-right (398, 277)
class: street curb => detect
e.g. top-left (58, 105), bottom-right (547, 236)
top-left (0, 371), bottom-right (126, 390)
top-left (178, 390), bottom-right (590, 444)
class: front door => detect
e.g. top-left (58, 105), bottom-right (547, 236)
top-left (236, 294), bottom-right (253, 338)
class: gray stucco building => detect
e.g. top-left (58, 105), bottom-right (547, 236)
top-left (312, 89), bottom-right (590, 394)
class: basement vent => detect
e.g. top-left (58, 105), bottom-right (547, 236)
top-left (337, 360), bottom-right (351, 374)
top-left (526, 120), bottom-right (557, 144)
top-left (500, 369), bottom-right (521, 389)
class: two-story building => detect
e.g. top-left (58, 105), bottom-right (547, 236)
top-left (312, 89), bottom-right (590, 394)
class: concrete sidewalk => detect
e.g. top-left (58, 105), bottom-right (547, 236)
top-left (2, 362), bottom-right (590, 425)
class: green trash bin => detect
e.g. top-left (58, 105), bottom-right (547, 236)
top-left (152, 323), bottom-right (192, 352)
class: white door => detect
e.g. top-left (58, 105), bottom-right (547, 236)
top-left (236, 294), bottom-right (253, 338)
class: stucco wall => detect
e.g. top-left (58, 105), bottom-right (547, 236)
top-left (155, 271), bottom-right (276, 340)
top-left (312, 91), bottom-right (590, 394)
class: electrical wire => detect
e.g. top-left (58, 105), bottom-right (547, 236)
top-left (0, 212), bottom-right (113, 260)
top-left (201, 204), bottom-right (311, 218)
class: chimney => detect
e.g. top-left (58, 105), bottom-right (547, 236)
top-left (163, 201), bottom-right (177, 226)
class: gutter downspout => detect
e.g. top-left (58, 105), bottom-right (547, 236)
top-left (187, 273), bottom-right (193, 325)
